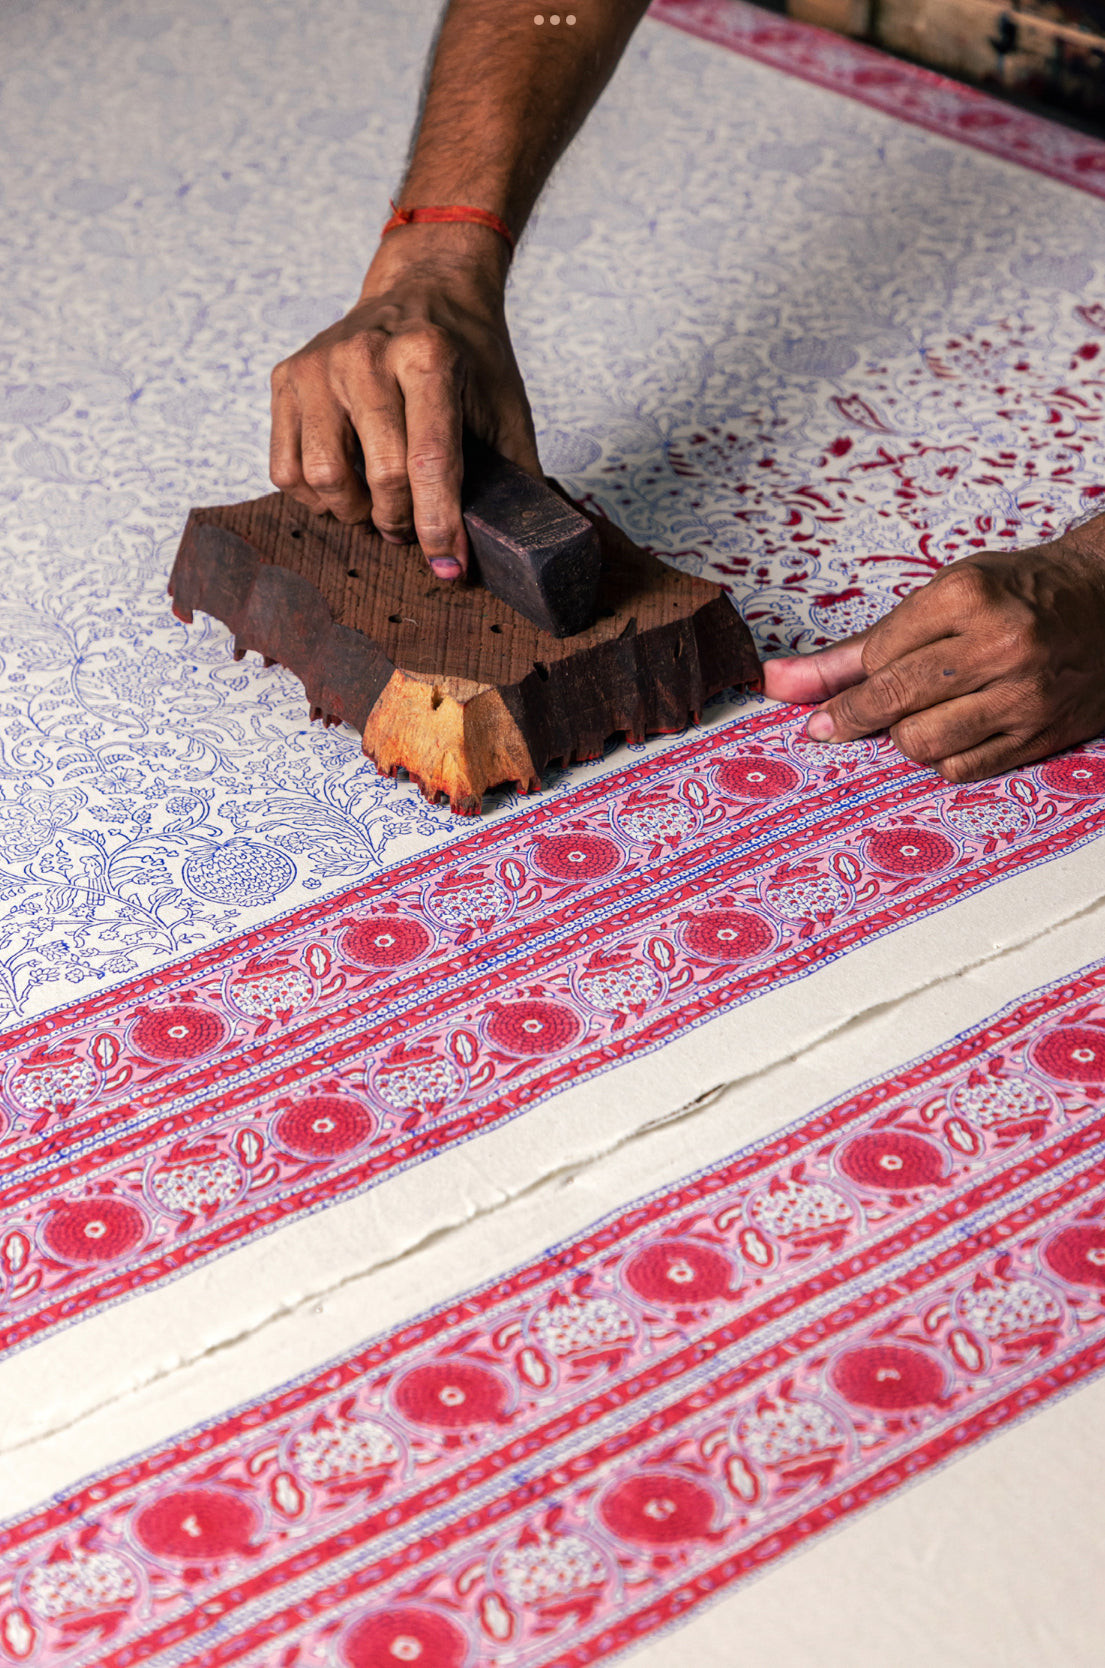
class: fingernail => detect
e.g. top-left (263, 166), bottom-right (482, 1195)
top-left (807, 712), bottom-right (835, 741)
top-left (430, 559), bottom-right (462, 580)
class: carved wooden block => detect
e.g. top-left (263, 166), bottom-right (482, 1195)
top-left (169, 491), bottom-right (761, 815)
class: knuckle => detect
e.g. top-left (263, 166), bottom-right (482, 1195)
top-left (269, 460), bottom-right (300, 490)
top-left (369, 462), bottom-right (411, 498)
top-left (302, 457), bottom-right (348, 493)
top-left (892, 714), bottom-right (940, 762)
top-left (937, 753), bottom-right (975, 784)
top-left (940, 563), bottom-right (988, 607)
top-left (407, 446), bottom-right (458, 485)
top-left (397, 326), bottom-right (461, 378)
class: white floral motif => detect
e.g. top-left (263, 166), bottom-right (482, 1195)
top-left (577, 963), bottom-right (661, 1012)
top-left (498, 1533), bottom-right (607, 1603)
top-left (9, 1059), bottom-right (97, 1114)
top-left (738, 1399), bottom-right (843, 1465)
top-left (531, 1296), bottom-right (636, 1357)
top-left (749, 1180), bottom-right (853, 1238)
top-left (230, 970), bottom-right (313, 1018)
top-left (23, 1552), bottom-right (138, 1619)
top-left (149, 1158), bottom-right (241, 1214)
top-left (430, 882), bottom-right (509, 928)
top-left (949, 1074), bottom-right (1054, 1129)
top-left (765, 874), bottom-right (847, 919)
top-left (290, 1417), bottom-right (400, 1482)
top-left (959, 1279), bottom-right (1063, 1338)
top-left (945, 801), bottom-right (1031, 838)
top-left (373, 1056), bottom-right (463, 1113)
top-left (620, 803), bottom-right (696, 842)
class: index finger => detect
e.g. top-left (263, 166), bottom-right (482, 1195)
top-left (861, 566), bottom-right (975, 671)
top-left (395, 368), bottom-right (467, 579)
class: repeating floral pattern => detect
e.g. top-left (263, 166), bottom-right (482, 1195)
top-left (3, 0), bottom-right (1105, 1020)
top-left (4, 960), bottom-right (1105, 1667)
top-left (3, 709), bottom-right (1105, 1358)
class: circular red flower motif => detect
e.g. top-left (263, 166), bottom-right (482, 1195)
top-left (529, 832), bottom-right (623, 883)
top-left (344, 915), bottom-right (432, 969)
top-left (132, 1486), bottom-right (261, 1563)
top-left (41, 1197), bottom-right (148, 1265)
top-left (392, 1358), bottom-right (512, 1431)
top-left (130, 1003), bottom-right (227, 1063)
top-left (715, 756), bottom-right (801, 800)
top-left (682, 909), bottom-right (773, 963)
top-left (273, 1094), bottom-right (375, 1159)
top-left (1033, 1025), bottom-right (1105, 1084)
top-left (1042, 1224), bottom-right (1105, 1290)
top-left (484, 999), bottom-right (582, 1057)
top-left (623, 1238), bottom-right (734, 1306)
top-left (838, 1131), bottom-right (948, 1191)
top-left (598, 1471), bottom-right (719, 1546)
top-left (830, 1342), bottom-right (946, 1411)
top-left (341, 1607), bottom-right (469, 1668)
top-left (866, 827), bottom-right (955, 877)
top-left (1039, 756), bottom-right (1105, 798)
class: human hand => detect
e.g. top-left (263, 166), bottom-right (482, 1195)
top-left (269, 224), bottom-right (540, 579)
top-left (762, 530), bottom-right (1105, 782)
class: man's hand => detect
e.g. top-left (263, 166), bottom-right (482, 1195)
top-left (269, 228), bottom-right (538, 579)
top-left (763, 532), bottom-right (1105, 781)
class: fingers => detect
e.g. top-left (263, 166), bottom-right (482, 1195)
top-left (811, 638), bottom-right (992, 743)
top-left (762, 637), bottom-right (868, 706)
top-left (270, 366), bottom-right (373, 523)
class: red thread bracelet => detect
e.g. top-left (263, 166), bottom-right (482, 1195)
top-left (382, 200), bottom-right (516, 254)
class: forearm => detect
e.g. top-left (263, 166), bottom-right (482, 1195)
top-left (398, 0), bottom-right (650, 240)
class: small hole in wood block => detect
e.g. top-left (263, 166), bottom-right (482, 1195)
top-left (347, 568), bottom-right (360, 579)
top-left (430, 687), bottom-right (444, 710)
top-left (489, 623), bottom-right (503, 634)
top-left (673, 639), bottom-right (683, 660)
top-left (533, 662), bottom-right (550, 681)
top-left (290, 529), bottom-right (302, 540)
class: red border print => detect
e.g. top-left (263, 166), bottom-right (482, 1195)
top-left (3, 709), bottom-right (1105, 1357)
top-left (650, 0), bottom-right (1105, 202)
top-left (4, 959), bottom-right (1105, 1667)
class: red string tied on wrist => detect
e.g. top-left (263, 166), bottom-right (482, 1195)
top-left (382, 200), bottom-right (516, 254)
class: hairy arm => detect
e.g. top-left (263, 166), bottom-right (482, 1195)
top-left (270, 0), bottom-right (650, 577)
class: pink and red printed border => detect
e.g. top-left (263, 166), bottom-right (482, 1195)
top-left (4, 954), bottom-right (1105, 1668)
top-left (651, 0), bottom-right (1105, 200)
top-left (3, 706), bottom-right (1105, 1360)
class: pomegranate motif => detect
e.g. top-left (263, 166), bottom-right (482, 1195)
top-left (681, 908), bottom-right (773, 962)
top-left (392, 1358), bottom-right (512, 1431)
top-left (344, 915), bottom-right (432, 969)
top-left (148, 1156), bottom-right (242, 1215)
top-left (228, 969), bottom-right (312, 1018)
top-left (273, 1095), bottom-right (375, 1159)
top-left (130, 1003), bottom-right (227, 1063)
top-left (577, 961), bottom-right (661, 1013)
top-left (623, 1238), bottom-right (734, 1306)
top-left (529, 832), bottom-right (623, 882)
top-left (948, 1073), bottom-right (1055, 1130)
top-left (865, 827), bottom-right (955, 876)
top-left (829, 1342), bottom-right (946, 1411)
top-left (1038, 756), bottom-right (1105, 797)
top-left (837, 1131), bottom-right (948, 1191)
top-left (484, 999), bottom-right (582, 1057)
top-left (1042, 1224), bottom-right (1105, 1290)
top-left (714, 756), bottom-right (801, 800)
top-left (530, 1295), bottom-right (635, 1358)
top-left (132, 1486), bottom-right (261, 1563)
top-left (41, 1197), bottom-right (148, 1265)
top-left (738, 1398), bottom-right (845, 1466)
top-left (598, 1470), bottom-right (720, 1546)
top-left (341, 1607), bottom-right (469, 1668)
top-left (497, 1532), bottom-right (607, 1604)
top-left (373, 1056), bottom-right (464, 1114)
top-left (958, 1278), bottom-right (1062, 1339)
top-left (8, 1059), bottom-right (98, 1118)
top-left (22, 1553), bottom-right (138, 1620)
top-left (290, 1418), bottom-right (400, 1483)
top-left (1032, 1024), bottom-right (1105, 1084)
top-left (182, 839), bottom-right (294, 904)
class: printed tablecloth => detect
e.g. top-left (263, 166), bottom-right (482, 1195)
top-left (2, 1), bottom-right (1105, 1663)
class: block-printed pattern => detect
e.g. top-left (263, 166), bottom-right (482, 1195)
top-left (4, 960), bottom-right (1105, 1667)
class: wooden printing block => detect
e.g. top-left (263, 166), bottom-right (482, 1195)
top-left (168, 490), bottom-right (762, 815)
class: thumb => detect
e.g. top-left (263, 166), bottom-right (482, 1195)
top-left (762, 633), bottom-right (870, 706)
